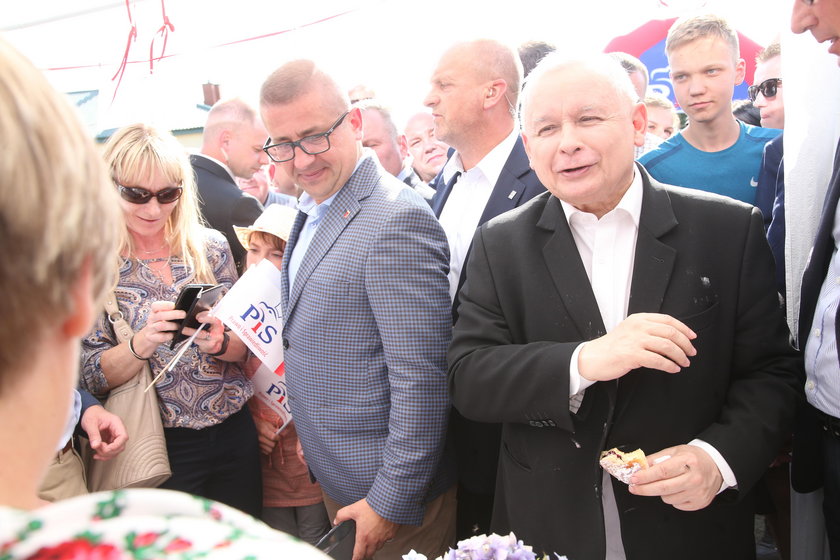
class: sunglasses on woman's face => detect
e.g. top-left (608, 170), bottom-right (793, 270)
top-left (116, 183), bottom-right (183, 205)
top-left (748, 78), bottom-right (782, 102)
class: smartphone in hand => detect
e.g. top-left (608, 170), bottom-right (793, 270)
top-left (169, 284), bottom-right (223, 349)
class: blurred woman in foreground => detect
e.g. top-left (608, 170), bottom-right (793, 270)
top-left (0, 37), bottom-right (327, 558)
top-left (79, 123), bottom-right (263, 517)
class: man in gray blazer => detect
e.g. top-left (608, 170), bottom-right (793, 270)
top-left (260, 60), bottom-right (455, 560)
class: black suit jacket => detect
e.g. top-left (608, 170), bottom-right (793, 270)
top-left (431, 136), bottom-right (546, 496)
top-left (191, 154), bottom-right (264, 271)
top-left (449, 167), bottom-right (801, 558)
top-left (792, 140), bottom-right (840, 493)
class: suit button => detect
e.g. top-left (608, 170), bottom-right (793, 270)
top-left (283, 338), bottom-right (290, 350)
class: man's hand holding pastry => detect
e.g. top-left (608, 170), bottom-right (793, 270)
top-left (628, 445), bottom-right (723, 511)
top-left (578, 313), bottom-right (697, 382)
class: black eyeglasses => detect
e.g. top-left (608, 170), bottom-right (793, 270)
top-left (116, 183), bottom-right (183, 204)
top-left (748, 78), bottom-right (782, 102)
top-left (263, 111), bottom-right (350, 163)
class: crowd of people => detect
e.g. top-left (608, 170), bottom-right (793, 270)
top-left (2, 2), bottom-right (840, 559)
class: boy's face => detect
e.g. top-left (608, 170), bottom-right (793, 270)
top-left (646, 105), bottom-right (677, 140)
top-left (668, 36), bottom-right (746, 127)
top-left (245, 233), bottom-right (285, 271)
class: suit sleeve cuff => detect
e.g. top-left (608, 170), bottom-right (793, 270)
top-left (689, 439), bottom-right (738, 493)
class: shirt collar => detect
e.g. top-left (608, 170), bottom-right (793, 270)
top-left (560, 167), bottom-right (643, 227)
top-left (195, 152), bottom-right (235, 182)
top-left (442, 125), bottom-right (521, 186)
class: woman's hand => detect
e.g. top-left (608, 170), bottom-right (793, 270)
top-left (133, 301), bottom-right (186, 358)
top-left (183, 311), bottom-right (226, 355)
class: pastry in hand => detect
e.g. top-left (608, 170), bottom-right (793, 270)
top-left (600, 447), bottom-right (649, 484)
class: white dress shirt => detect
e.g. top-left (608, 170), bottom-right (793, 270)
top-left (438, 127), bottom-right (520, 302)
top-left (58, 390), bottom-right (82, 451)
top-left (560, 170), bottom-right (735, 558)
top-left (804, 201), bottom-right (840, 417)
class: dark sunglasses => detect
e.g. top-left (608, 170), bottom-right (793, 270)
top-left (748, 78), bottom-right (782, 102)
top-left (116, 183), bottom-right (183, 205)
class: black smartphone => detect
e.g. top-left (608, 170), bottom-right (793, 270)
top-left (169, 284), bottom-right (221, 349)
top-left (315, 519), bottom-right (355, 556)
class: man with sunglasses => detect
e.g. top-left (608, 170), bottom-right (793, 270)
top-left (792, 1), bottom-right (840, 557)
top-left (192, 98), bottom-right (267, 272)
top-left (259, 60), bottom-right (455, 560)
top-left (639, 14), bottom-right (782, 206)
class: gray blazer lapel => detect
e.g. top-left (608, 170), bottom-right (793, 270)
top-left (281, 210), bottom-right (307, 319)
top-left (286, 156), bottom-right (376, 316)
top-left (537, 195), bottom-right (606, 341)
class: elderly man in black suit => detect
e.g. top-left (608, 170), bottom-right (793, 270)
top-left (448, 52), bottom-right (801, 559)
top-left (423, 38), bottom-right (546, 539)
top-left (192, 98), bottom-right (266, 271)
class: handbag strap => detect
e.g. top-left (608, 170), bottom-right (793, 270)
top-left (104, 293), bottom-right (134, 345)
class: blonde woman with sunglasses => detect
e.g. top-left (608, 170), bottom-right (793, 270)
top-left (79, 124), bottom-right (262, 517)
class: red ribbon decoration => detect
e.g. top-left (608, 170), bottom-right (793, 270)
top-left (111, 0), bottom-right (137, 102)
top-left (149, 0), bottom-right (175, 74)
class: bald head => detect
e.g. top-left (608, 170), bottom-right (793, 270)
top-left (448, 39), bottom-right (523, 108)
top-left (203, 98), bottom-right (260, 143)
top-left (424, 39), bottom-right (522, 166)
top-left (201, 97), bottom-right (268, 179)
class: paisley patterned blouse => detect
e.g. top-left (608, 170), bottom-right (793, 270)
top-left (0, 489), bottom-right (330, 559)
top-left (80, 229), bottom-right (253, 429)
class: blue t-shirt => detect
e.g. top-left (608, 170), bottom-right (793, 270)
top-left (638, 121), bottom-right (781, 205)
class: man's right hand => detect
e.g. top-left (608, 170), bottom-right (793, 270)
top-left (578, 313), bottom-right (697, 382)
top-left (334, 498), bottom-right (398, 560)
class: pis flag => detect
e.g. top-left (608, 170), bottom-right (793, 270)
top-left (213, 258), bottom-right (284, 371)
top-left (250, 361), bottom-right (292, 430)
top-left (213, 259), bottom-right (291, 427)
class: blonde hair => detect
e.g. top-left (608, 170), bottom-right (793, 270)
top-left (644, 94), bottom-right (681, 133)
top-left (757, 42), bottom-right (781, 65)
top-left (103, 124), bottom-right (215, 284)
top-left (0, 38), bottom-right (120, 378)
top-left (666, 14), bottom-right (740, 64)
